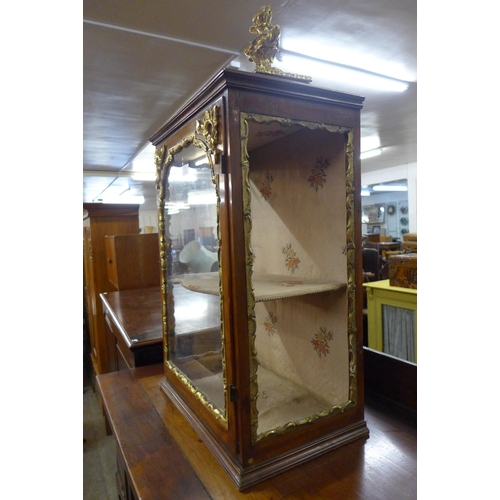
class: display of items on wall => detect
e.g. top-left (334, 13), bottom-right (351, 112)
top-left (362, 199), bottom-right (410, 237)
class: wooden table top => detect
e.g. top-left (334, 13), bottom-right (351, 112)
top-left (97, 363), bottom-right (417, 499)
top-left (364, 241), bottom-right (401, 249)
top-left (363, 279), bottom-right (417, 295)
top-left (100, 287), bottom-right (163, 348)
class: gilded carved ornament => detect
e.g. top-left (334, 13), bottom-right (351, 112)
top-left (244, 6), bottom-right (312, 83)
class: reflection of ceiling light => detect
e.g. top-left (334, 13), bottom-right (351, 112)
top-left (360, 148), bottom-right (383, 160)
top-left (175, 303), bottom-right (208, 321)
top-left (372, 185), bottom-right (407, 192)
top-left (165, 202), bottom-right (190, 211)
top-left (194, 157), bottom-right (209, 167)
top-left (187, 190), bottom-right (216, 205)
top-left (361, 190), bottom-right (371, 197)
top-left (169, 167), bottom-right (197, 182)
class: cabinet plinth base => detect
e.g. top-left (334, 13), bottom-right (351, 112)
top-left (159, 377), bottom-right (369, 490)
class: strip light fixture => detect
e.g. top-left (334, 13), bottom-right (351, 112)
top-left (278, 49), bottom-right (409, 93)
top-left (360, 148), bottom-right (383, 160)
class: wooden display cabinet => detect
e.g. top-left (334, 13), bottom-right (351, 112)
top-left (105, 233), bottom-right (161, 291)
top-left (151, 66), bottom-right (368, 489)
top-left (83, 203), bottom-right (139, 377)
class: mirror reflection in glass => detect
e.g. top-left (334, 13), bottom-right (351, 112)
top-left (162, 143), bottom-right (224, 413)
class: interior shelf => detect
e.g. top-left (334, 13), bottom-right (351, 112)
top-left (175, 352), bottom-right (332, 435)
top-left (179, 272), bottom-right (346, 301)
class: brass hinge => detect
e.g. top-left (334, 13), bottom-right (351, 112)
top-left (220, 152), bottom-right (227, 174)
top-left (230, 384), bottom-right (238, 402)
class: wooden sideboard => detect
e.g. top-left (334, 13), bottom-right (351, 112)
top-left (100, 287), bottom-right (163, 372)
top-left (96, 364), bottom-right (416, 499)
top-left (83, 203), bottom-right (140, 377)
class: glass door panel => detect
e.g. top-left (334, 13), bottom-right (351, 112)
top-left (163, 141), bottom-right (225, 413)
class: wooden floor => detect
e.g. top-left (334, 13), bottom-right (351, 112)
top-left (97, 364), bottom-right (416, 499)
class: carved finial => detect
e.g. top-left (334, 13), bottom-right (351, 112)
top-left (244, 6), bottom-right (281, 73)
top-left (243, 6), bottom-right (312, 83)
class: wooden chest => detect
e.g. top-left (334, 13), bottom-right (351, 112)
top-left (388, 253), bottom-right (417, 289)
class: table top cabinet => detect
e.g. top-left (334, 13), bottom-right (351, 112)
top-left (100, 287), bottom-right (163, 371)
top-left (150, 60), bottom-right (368, 489)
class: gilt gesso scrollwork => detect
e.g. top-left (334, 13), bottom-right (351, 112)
top-left (240, 113), bottom-right (358, 443)
top-left (156, 105), bottom-right (228, 425)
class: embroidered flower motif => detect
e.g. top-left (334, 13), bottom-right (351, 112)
top-left (264, 312), bottom-right (278, 336)
top-left (282, 243), bottom-right (300, 273)
top-left (259, 173), bottom-right (274, 201)
top-left (308, 157), bottom-right (329, 192)
top-left (311, 327), bottom-right (334, 358)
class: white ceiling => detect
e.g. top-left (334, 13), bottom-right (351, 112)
top-left (83, 0), bottom-right (416, 208)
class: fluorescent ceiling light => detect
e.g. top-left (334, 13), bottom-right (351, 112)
top-left (360, 148), bottom-right (382, 160)
top-left (361, 135), bottom-right (381, 153)
top-left (100, 195), bottom-right (145, 204)
top-left (278, 51), bottom-right (409, 92)
top-left (131, 172), bottom-right (156, 181)
top-left (280, 40), bottom-right (415, 82)
top-left (372, 185), bottom-right (407, 192)
top-left (361, 190), bottom-right (371, 197)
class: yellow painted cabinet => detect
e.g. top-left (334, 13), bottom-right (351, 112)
top-left (363, 280), bottom-right (417, 363)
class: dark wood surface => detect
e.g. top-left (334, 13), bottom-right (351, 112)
top-left (101, 287), bottom-right (163, 346)
top-left (363, 240), bottom-right (402, 257)
top-left (97, 365), bottom-right (210, 500)
top-left (97, 364), bottom-right (416, 499)
top-left (100, 287), bottom-right (163, 370)
top-left (363, 347), bottom-right (417, 411)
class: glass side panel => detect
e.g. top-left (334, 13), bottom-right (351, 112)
top-left (163, 142), bottom-right (224, 413)
top-left (243, 115), bottom-right (355, 440)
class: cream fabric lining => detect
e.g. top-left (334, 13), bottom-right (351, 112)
top-left (249, 128), bottom-right (350, 411)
